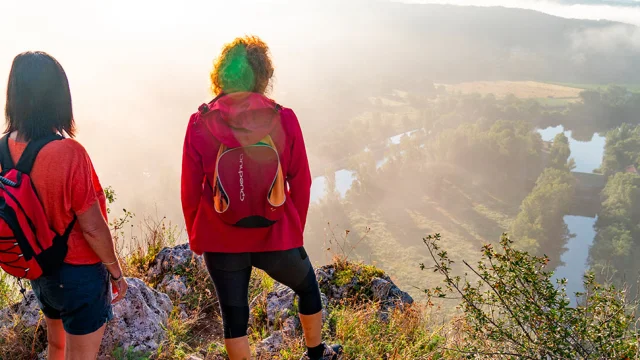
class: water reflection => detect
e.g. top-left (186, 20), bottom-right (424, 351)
top-left (552, 215), bottom-right (597, 306)
top-left (538, 125), bottom-right (605, 173)
top-left (310, 170), bottom-right (355, 203)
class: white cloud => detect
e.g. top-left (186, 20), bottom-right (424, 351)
top-left (570, 24), bottom-right (640, 51)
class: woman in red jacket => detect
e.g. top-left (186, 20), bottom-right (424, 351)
top-left (181, 36), bottom-right (342, 360)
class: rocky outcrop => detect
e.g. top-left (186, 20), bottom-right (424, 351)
top-left (0, 278), bottom-right (172, 359)
top-left (0, 244), bottom-right (415, 359)
top-left (256, 330), bottom-right (285, 355)
top-left (263, 283), bottom-right (329, 337)
top-left (254, 263), bottom-right (413, 356)
top-left (100, 278), bottom-right (173, 358)
top-left (315, 263), bottom-right (414, 309)
top-left (371, 277), bottom-right (413, 306)
top-left (148, 243), bottom-right (203, 281)
top-left (157, 274), bottom-right (190, 300)
top-left (0, 291), bottom-right (41, 330)
top-left (148, 243), bottom-right (204, 303)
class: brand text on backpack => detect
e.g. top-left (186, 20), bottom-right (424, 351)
top-left (239, 154), bottom-right (245, 201)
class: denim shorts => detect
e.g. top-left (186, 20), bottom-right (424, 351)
top-left (30, 263), bottom-right (114, 335)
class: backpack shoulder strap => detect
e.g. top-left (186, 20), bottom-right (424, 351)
top-left (15, 134), bottom-right (64, 174)
top-left (0, 135), bottom-right (16, 172)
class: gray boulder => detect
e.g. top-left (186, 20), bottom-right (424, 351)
top-left (255, 330), bottom-right (285, 356)
top-left (99, 278), bottom-right (173, 358)
top-left (315, 264), bottom-right (413, 320)
top-left (262, 282), bottom-right (329, 337)
top-left (370, 277), bottom-right (414, 319)
top-left (0, 278), bottom-right (173, 359)
top-left (157, 274), bottom-right (189, 300)
top-left (315, 266), bottom-right (352, 300)
top-left (266, 284), bottom-right (296, 327)
top-left (0, 291), bottom-right (41, 329)
top-left (371, 277), bottom-right (413, 305)
top-left (148, 243), bottom-right (203, 281)
top-left (148, 243), bottom-right (204, 305)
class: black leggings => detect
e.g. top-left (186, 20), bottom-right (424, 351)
top-left (204, 247), bottom-right (323, 339)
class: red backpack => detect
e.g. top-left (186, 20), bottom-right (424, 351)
top-left (201, 94), bottom-right (287, 228)
top-left (0, 134), bottom-right (75, 281)
top-left (212, 133), bottom-right (286, 227)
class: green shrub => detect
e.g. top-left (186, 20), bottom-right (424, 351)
top-left (112, 346), bottom-right (151, 360)
top-left (422, 233), bottom-right (640, 359)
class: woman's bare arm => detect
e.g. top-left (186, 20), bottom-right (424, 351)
top-left (77, 202), bottom-right (127, 302)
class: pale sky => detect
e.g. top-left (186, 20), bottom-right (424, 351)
top-left (400, 0), bottom-right (640, 25)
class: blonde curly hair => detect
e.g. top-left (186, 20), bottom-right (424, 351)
top-left (210, 35), bottom-right (274, 95)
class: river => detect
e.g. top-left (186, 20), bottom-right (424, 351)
top-left (539, 126), bottom-right (605, 305)
top-left (310, 125), bottom-right (605, 304)
top-left (309, 130), bottom-right (416, 202)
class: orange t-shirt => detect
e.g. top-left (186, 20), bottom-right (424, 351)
top-left (6, 138), bottom-right (107, 265)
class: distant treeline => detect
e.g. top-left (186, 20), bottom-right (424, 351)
top-left (309, 85), bottom-right (640, 167)
top-left (590, 124), bottom-right (640, 289)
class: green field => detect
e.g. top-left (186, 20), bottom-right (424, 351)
top-left (534, 97), bottom-right (576, 107)
top-left (548, 82), bottom-right (640, 93)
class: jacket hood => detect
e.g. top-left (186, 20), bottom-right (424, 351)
top-left (199, 92), bottom-right (281, 147)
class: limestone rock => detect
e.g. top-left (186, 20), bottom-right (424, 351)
top-left (148, 243), bottom-right (203, 281)
top-left (157, 274), bottom-right (189, 300)
top-left (370, 277), bottom-right (414, 320)
top-left (263, 282), bottom-right (329, 335)
top-left (371, 277), bottom-right (413, 306)
top-left (0, 278), bottom-right (173, 359)
top-left (255, 330), bottom-right (285, 356)
top-left (0, 291), bottom-right (41, 329)
top-left (99, 277), bottom-right (173, 358)
top-left (266, 284), bottom-right (295, 327)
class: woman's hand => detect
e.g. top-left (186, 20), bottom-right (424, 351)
top-left (106, 261), bottom-right (128, 303)
top-left (110, 274), bottom-right (128, 304)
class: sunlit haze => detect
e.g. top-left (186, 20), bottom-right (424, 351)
top-left (1, 0), bottom-right (640, 294)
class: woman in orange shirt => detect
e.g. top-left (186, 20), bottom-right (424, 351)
top-left (3, 51), bottom-right (128, 360)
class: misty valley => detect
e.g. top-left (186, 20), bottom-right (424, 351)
top-left (301, 82), bottom-right (640, 303)
top-left (3, 1), bottom-right (640, 358)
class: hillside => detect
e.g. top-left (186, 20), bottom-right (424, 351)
top-left (0, 222), bottom-right (636, 359)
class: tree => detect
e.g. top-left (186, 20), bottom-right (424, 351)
top-left (590, 172), bottom-right (640, 287)
top-left (599, 124), bottom-right (640, 177)
top-left (548, 132), bottom-right (573, 170)
top-left (510, 168), bottom-right (575, 257)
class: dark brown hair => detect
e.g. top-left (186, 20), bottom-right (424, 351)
top-left (5, 51), bottom-right (75, 141)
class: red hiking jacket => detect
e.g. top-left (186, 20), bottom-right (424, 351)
top-left (181, 93), bottom-right (311, 254)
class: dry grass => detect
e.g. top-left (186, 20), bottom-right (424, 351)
top-left (438, 81), bottom-right (582, 100)
top-left (0, 201), bottom-right (449, 359)
top-left (330, 304), bottom-right (444, 359)
top-left (0, 311), bottom-right (46, 360)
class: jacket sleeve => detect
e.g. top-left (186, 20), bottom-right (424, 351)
top-left (285, 109), bottom-right (312, 230)
top-left (181, 114), bottom-right (204, 239)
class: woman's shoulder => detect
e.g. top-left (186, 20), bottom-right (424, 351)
top-left (277, 105), bottom-right (303, 136)
top-left (277, 104), bottom-right (298, 122)
top-left (40, 138), bottom-right (91, 161)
